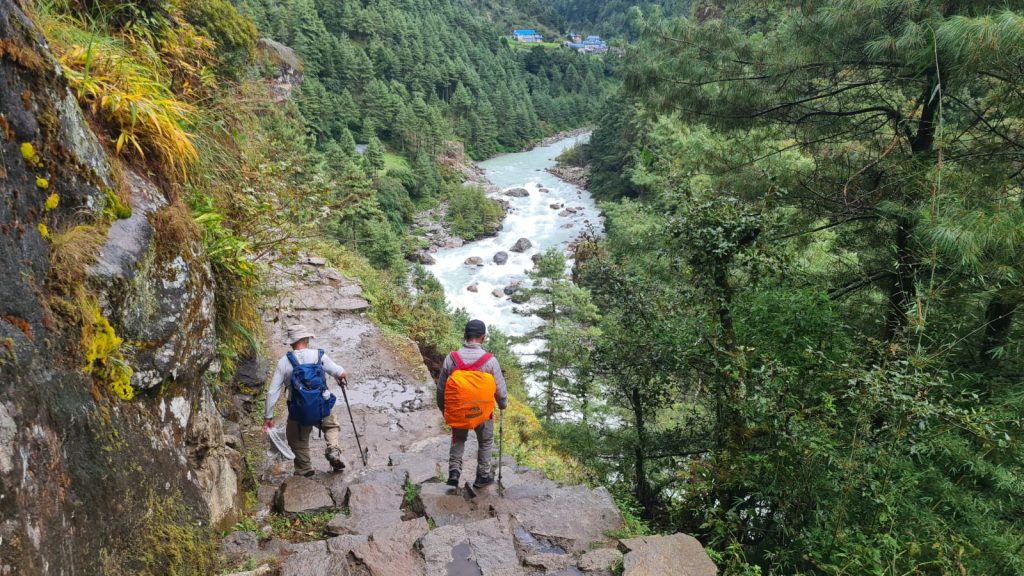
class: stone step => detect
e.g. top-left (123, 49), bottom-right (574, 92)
top-left (273, 475), bottom-right (338, 516)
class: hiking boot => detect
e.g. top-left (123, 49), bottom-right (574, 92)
top-left (326, 449), bottom-right (346, 472)
top-left (294, 469), bottom-right (315, 478)
top-left (472, 474), bottom-right (494, 488)
top-left (446, 469), bottom-right (460, 487)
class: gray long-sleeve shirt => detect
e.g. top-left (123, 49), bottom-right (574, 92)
top-left (436, 342), bottom-right (508, 412)
top-left (265, 348), bottom-right (345, 419)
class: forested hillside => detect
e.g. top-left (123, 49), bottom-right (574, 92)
top-left (552, 0), bottom-right (688, 38)
top-left (545, 1), bottom-right (1024, 573)
top-left (242, 0), bottom-right (611, 159)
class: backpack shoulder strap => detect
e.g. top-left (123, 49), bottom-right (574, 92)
top-left (450, 351), bottom-right (467, 370)
top-left (316, 349), bottom-right (324, 365)
top-left (286, 351), bottom-right (299, 367)
top-left (465, 353), bottom-right (493, 372)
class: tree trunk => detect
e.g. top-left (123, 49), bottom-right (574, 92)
top-left (631, 385), bottom-right (655, 518)
top-left (981, 293), bottom-right (1018, 360)
top-left (545, 299), bottom-right (557, 419)
top-left (884, 218), bottom-right (916, 339)
top-left (885, 72), bottom-right (942, 339)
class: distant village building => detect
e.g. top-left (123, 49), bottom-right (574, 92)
top-left (564, 34), bottom-right (608, 54)
top-left (512, 29), bottom-right (544, 43)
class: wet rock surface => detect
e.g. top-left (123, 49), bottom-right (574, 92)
top-left (510, 237), bottom-right (533, 253)
top-left (223, 257), bottom-right (714, 575)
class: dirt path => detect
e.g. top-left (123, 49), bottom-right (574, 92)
top-left (221, 258), bottom-right (715, 576)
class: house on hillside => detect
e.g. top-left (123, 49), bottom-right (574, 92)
top-left (512, 29), bottom-right (544, 43)
top-left (564, 34), bottom-right (608, 54)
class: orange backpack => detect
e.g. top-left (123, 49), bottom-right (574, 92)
top-left (443, 351), bottom-right (497, 430)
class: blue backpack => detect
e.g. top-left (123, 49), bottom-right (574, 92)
top-left (286, 350), bottom-right (337, 426)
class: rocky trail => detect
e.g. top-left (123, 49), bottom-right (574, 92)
top-left (222, 258), bottom-right (716, 576)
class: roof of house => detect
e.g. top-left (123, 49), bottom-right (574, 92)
top-left (513, 29), bottom-right (537, 35)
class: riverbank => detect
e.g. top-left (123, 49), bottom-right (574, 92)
top-left (423, 133), bottom-right (599, 350)
top-left (409, 131), bottom-right (591, 261)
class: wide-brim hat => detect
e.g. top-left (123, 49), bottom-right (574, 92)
top-left (286, 324), bottom-right (315, 345)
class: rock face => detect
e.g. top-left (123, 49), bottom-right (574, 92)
top-left (0, 2), bottom-right (242, 573)
top-left (621, 534), bottom-right (718, 576)
top-left (493, 251), bottom-right (509, 265)
top-left (256, 38), bottom-right (305, 101)
top-left (510, 238), bottom-right (533, 253)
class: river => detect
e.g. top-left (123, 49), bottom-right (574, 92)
top-left (426, 134), bottom-right (602, 373)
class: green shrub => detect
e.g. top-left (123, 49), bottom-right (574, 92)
top-left (446, 185), bottom-right (503, 240)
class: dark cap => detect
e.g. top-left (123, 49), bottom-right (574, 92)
top-left (464, 319), bottom-right (487, 339)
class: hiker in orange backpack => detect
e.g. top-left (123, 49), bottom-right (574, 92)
top-left (437, 319), bottom-right (508, 488)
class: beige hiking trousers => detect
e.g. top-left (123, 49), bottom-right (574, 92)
top-left (287, 411), bottom-right (343, 475)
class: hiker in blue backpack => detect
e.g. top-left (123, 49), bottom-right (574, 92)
top-left (263, 324), bottom-right (348, 476)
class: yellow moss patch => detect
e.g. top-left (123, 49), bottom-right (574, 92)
top-left (37, 177), bottom-right (49, 190)
top-left (21, 142), bottom-right (43, 168)
top-left (37, 223), bottom-right (49, 239)
top-left (103, 188), bottom-right (132, 220)
top-left (83, 306), bottom-right (134, 401)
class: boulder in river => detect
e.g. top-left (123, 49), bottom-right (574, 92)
top-left (445, 237), bottom-right (465, 248)
top-left (558, 209), bottom-right (573, 217)
top-left (531, 254), bottom-right (543, 264)
top-left (503, 281), bottom-right (522, 296)
top-left (493, 251), bottom-right (509, 265)
top-left (409, 251), bottom-right (435, 265)
top-left (491, 289), bottom-right (504, 298)
top-left (464, 256), bottom-right (484, 266)
top-left (539, 187), bottom-right (551, 193)
top-left (510, 238), bottom-right (533, 253)
top-left (467, 283), bottom-right (479, 293)
top-left (550, 203), bottom-right (563, 209)
top-left (504, 187), bottom-right (530, 198)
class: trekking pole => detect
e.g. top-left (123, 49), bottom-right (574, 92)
top-left (497, 408), bottom-right (504, 497)
top-left (340, 378), bottom-right (368, 466)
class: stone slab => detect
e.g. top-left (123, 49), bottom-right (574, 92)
top-left (621, 533), bottom-right (716, 576)
top-left (351, 518), bottom-right (430, 576)
top-left (578, 548), bottom-right (623, 574)
top-left (274, 476), bottom-right (337, 516)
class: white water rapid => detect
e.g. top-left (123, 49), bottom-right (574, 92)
top-left (426, 134), bottom-right (603, 371)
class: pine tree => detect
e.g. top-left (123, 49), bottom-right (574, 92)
top-left (364, 137), bottom-right (385, 173)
